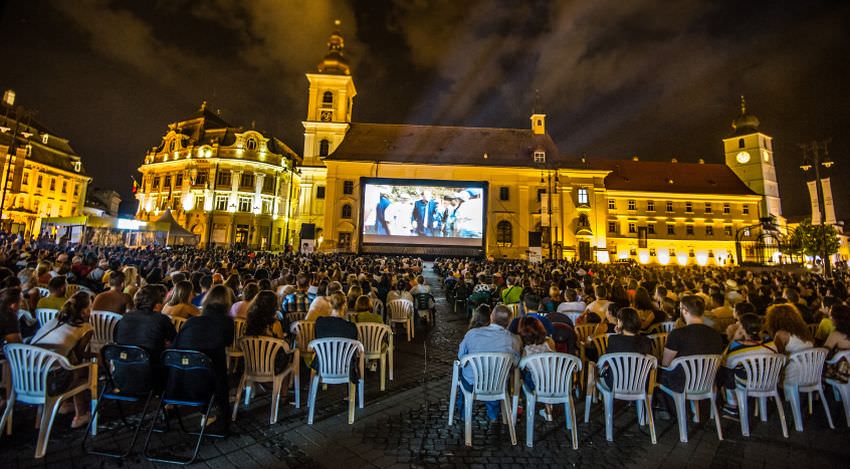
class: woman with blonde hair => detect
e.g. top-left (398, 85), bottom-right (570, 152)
top-left (765, 303), bottom-right (813, 384)
top-left (162, 280), bottom-right (200, 319)
top-left (36, 261), bottom-right (52, 286)
top-left (347, 284), bottom-right (363, 310)
top-left (122, 265), bottom-right (140, 297)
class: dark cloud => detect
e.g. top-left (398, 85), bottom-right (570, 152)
top-left (0, 0), bottom-right (848, 220)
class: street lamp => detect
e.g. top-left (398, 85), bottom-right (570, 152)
top-left (799, 140), bottom-right (835, 277)
top-left (540, 167), bottom-right (559, 260)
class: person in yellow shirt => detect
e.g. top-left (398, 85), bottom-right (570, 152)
top-left (500, 276), bottom-right (523, 305)
top-left (37, 276), bottom-right (68, 310)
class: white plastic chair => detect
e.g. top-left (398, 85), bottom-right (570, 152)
top-left (783, 347), bottom-right (834, 432)
top-left (226, 318), bottom-right (248, 371)
top-left (825, 350), bottom-right (850, 427)
top-left (730, 353), bottom-right (789, 438)
top-left (575, 324), bottom-right (597, 392)
top-left (648, 332), bottom-right (668, 360)
top-left (232, 336), bottom-right (298, 424)
top-left (356, 323), bottom-right (394, 391)
top-left (88, 311), bottom-right (122, 355)
top-left (0, 344), bottom-right (98, 458)
top-left (291, 320), bottom-right (317, 365)
top-left (586, 352), bottom-right (657, 444)
top-left (448, 352), bottom-right (518, 446)
top-left (285, 312), bottom-right (307, 324)
top-left (37, 287), bottom-right (50, 298)
top-left (306, 338), bottom-right (365, 425)
top-left (36, 308), bottom-right (59, 328)
top-left (170, 315), bottom-right (187, 332)
top-left (657, 354), bottom-right (723, 442)
top-left (659, 321), bottom-right (677, 333)
top-left (387, 299), bottom-right (415, 342)
top-left (519, 353), bottom-right (582, 448)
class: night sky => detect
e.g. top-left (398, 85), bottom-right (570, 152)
top-left (1, 0), bottom-right (849, 220)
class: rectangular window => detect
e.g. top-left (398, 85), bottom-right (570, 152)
top-left (22, 172), bottom-right (28, 185)
top-left (647, 200), bottom-right (655, 212)
top-left (195, 171), bottom-right (208, 186)
top-left (195, 196), bottom-right (205, 210)
top-left (263, 176), bottom-right (275, 193)
top-left (667, 224), bottom-right (675, 235)
top-left (629, 247), bottom-right (637, 256)
top-left (164, 175), bottom-right (172, 187)
top-left (215, 195), bottom-right (228, 211)
top-left (61, 181), bottom-right (67, 193)
top-left (608, 199), bottom-right (615, 210)
top-left (666, 201), bottom-right (673, 212)
top-left (175, 173), bottom-right (183, 186)
top-left (628, 200), bottom-right (636, 211)
top-left (49, 178), bottom-right (55, 191)
top-left (37, 175), bottom-right (43, 188)
top-left (537, 188), bottom-right (546, 202)
top-left (704, 202), bottom-right (712, 214)
top-left (216, 170), bottom-right (231, 186)
top-left (73, 184), bottom-right (79, 196)
top-left (743, 205), bottom-right (750, 215)
top-left (240, 173), bottom-right (254, 188)
top-left (648, 224), bottom-right (655, 234)
top-left (238, 197), bottom-right (252, 212)
top-left (649, 248), bottom-right (656, 257)
top-left (685, 201), bottom-right (693, 213)
top-left (152, 176), bottom-right (159, 189)
top-left (343, 180), bottom-right (354, 195)
top-left (686, 224), bottom-right (694, 235)
top-left (577, 188), bottom-right (589, 205)
top-left (723, 203), bottom-right (730, 215)
top-left (533, 151), bottom-right (546, 163)
top-left (608, 221), bottom-right (617, 233)
top-left (628, 223), bottom-right (636, 234)
top-left (499, 187), bottom-right (509, 201)
top-left (262, 199), bottom-right (272, 215)
top-left (706, 225), bottom-right (714, 236)
top-left (316, 186), bottom-right (326, 199)
top-left (724, 226), bottom-right (733, 236)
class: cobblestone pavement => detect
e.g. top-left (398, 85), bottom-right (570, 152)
top-left (3, 264), bottom-right (850, 468)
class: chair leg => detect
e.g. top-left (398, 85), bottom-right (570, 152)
top-left (691, 400), bottom-right (700, 424)
top-left (358, 379), bottom-right (364, 409)
top-left (348, 383), bottom-right (356, 424)
top-left (503, 398), bottom-right (517, 446)
top-left (774, 394), bottom-right (789, 438)
top-left (525, 393), bottom-right (535, 447)
top-left (271, 376), bottom-right (282, 425)
top-left (389, 347), bottom-right (394, 382)
top-left (584, 391), bottom-right (592, 423)
top-left (294, 362), bottom-right (301, 409)
top-left (808, 392), bottom-right (813, 415)
top-left (737, 390), bottom-right (750, 437)
top-left (232, 376), bottom-right (246, 421)
top-left (448, 365), bottom-right (459, 425)
top-left (307, 374), bottom-right (319, 425)
top-left (0, 390), bottom-right (14, 437)
top-left (603, 393), bottom-right (614, 442)
top-left (244, 383), bottom-right (253, 407)
top-left (709, 394), bottom-right (723, 441)
top-left (35, 397), bottom-right (62, 458)
top-left (785, 385), bottom-right (803, 432)
top-left (758, 397), bottom-right (768, 422)
top-left (645, 396), bottom-right (657, 445)
top-left (839, 385), bottom-right (850, 427)
top-left (464, 391), bottom-right (473, 447)
top-left (380, 355), bottom-right (386, 391)
top-left (818, 387), bottom-right (835, 429)
top-left (636, 399), bottom-right (645, 426)
top-left (673, 394), bottom-right (688, 443)
top-left (568, 398), bottom-right (579, 450)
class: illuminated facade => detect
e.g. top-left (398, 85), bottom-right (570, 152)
top-left (297, 27), bottom-right (783, 264)
top-left (0, 90), bottom-right (89, 236)
top-left (135, 104), bottom-right (300, 249)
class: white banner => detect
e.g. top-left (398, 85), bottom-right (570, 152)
top-left (822, 177), bottom-right (837, 225)
top-left (808, 180), bottom-right (821, 224)
top-left (541, 196), bottom-right (549, 227)
top-left (528, 247), bottom-right (542, 263)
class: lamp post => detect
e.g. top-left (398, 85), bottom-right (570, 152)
top-left (799, 139), bottom-right (834, 277)
top-left (541, 166), bottom-right (559, 260)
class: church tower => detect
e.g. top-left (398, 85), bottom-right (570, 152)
top-left (723, 96), bottom-right (783, 219)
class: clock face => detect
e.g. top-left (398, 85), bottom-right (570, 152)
top-left (320, 110), bottom-right (333, 122)
top-left (736, 151), bottom-right (751, 164)
top-left (762, 149), bottom-right (770, 162)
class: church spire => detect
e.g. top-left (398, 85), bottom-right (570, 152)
top-left (731, 94), bottom-right (760, 135)
top-left (317, 20), bottom-right (351, 75)
top-left (530, 89), bottom-right (546, 135)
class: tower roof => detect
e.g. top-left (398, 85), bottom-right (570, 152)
top-left (317, 20), bottom-right (351, 75)
top-left (731, 95), bottom-right (760, 135)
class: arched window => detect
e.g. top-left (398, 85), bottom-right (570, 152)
top-left (578, 213), bottom-right (589, 227)
top-left (322, 91), bottom-right (334, 107)
top-left (738, 138), bottom-right (745, 149)
top-left (246, 137), bottom-right (257, 151)
top-left (341, 203), bottom-right (352, 219)
top-left (169, 139), bottom-right (176, 152)
top-left (496, 220), bottom-right (512, 246)
top-left (319, 139), bottom-right (330, 157)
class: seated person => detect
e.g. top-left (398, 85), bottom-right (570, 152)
top-left (508, 294), bottom-right (554, 336)
top-left (540, 285), bottom-right (562, 313)
top-left (115, 285), bottom-right (176, 362)
top-left (352, 295), bottom-right (382, 323)
top-left (601, 307), bottom-right (653, 388)
top-left (245, 290), bottom-right (293, 376)
top-left (229, 282), bottom-right (259, 319)
top-left (162, 280), bottom-right (201, 319)
top-left (91, 270), bottom-right (134, 314)
top-left (718, 313), bottom-right (777, 417)
top-left (37, 276), bottom-right (68, 310)
top-left (557, 288), bottom-right (587, 314)
top-left (314, 292), bottom-right (359, 382)
top-left (660, 295), bottom-right (724, 395)
top-left (456, 305), bottom-right (520, 421)
top-left (824, 305), bottom-right (850, 383)
top-left (500, 277), bottom-right (523, 305)
top-left (0, 287), bottom-right (23, 346)
top-left (765, 303), bottom-right (814, 385)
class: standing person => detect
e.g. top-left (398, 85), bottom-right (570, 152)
top-left (456, 305), bottom-right (521, 421)
top-left (375, 192), bottom-right (392, 235)
top-left (29, 292), bottom-right (94, 429)
top-left (411, 191), bottom-right (437, 236)
top-left (91, 270), bottom-right (134, 314)
top-left (173, 285), bottom-right (234, 434)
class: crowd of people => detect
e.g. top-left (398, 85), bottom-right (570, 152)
top-left (437, 257), bottom-right (850, 421)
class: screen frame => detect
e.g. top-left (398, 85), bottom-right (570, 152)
top-left (358, 176), bottom-right (488, 253)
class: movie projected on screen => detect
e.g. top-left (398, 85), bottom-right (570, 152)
top-left (360, 178), bottom-right (486, 247)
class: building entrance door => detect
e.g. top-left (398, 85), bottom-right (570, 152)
top-left (235, 225), bottom-right (249, 245)
top-left (578, 241), bottom-right (591, 261)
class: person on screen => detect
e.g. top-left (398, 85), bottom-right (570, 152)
top-left (443, 196), bottom-right (460, 236)
top-left (411, 190), bottom-right (438, 236)
top-left (375, 192), bottom-right (392, 235)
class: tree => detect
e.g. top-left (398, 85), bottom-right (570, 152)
top-left (788, 218), bottom-right (840, 258)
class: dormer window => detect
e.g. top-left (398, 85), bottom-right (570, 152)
top-left (41, 133), bottom-right (49, 144)
top-left (246, 137), bottom-right (258, 151)
top-left (577, 188), bottom-right (589, 205)
top-left (73, 161), bottom-right (81, 172)
top-left (169, 140), bottom-right (176, 152)
top-left (533, 151), bottom-right (546, 163)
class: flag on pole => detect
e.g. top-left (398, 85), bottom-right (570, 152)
top-left (822, 177), bottom-right (836, 225)
top-left (807, 180), bottom-right (821, 224)
top-left (131, 176), bottom-right (139, 193)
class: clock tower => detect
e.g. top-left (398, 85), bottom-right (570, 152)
top-left (723, 96), bottom-right (782, 219)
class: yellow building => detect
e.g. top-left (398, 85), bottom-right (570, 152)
top-left (0, 90), bottom-right (89, 236)
top-left (135, 104), bottom-right (301, 249)
top-left (295, 26), bottom-right (784, 264)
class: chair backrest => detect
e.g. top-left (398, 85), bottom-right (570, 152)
top-left (101, 344), bottom-right (153, 395)
top-left (551, 322), bottom-right (576, 354)
top-left (788, 347), bottom-right (828, 387)
top-left (308, 338), bottom-right (364, 381)
top-left (505, 303), bottom-right (521, 320)
top-left (372, 299), bottom-right (385, 316)
top-left (2, 343), bottom-right (70, 402)
top-left (240, 336), bottom-right (288, 378)
top-left (161, 349), bottom-right (215, 405)
top-left (356, 322), bottom-right (392, 355)
top-left (597, 352), bottom-right (657, 396)
top-left (459, 352), bottom-right (517, 397)
top-left (659, 321), bottom-right (677, 333)
top-left (574, 324), bottom-right (596, 343)
top-left (291, 320), bottom-right (316, 353)
top-left (37, 287), bottom-right (50, 298)
top-left (36, 308), bottom-right (59, 328)
top-left (413, 292), bottom-right (433, 310)
top-left (519, 352), bottom-right (581, 398)
top-left (387, 299), bottom-right (413, 321)
top-left (170, 315), bottom-right (187, 332)
top-left (590, 334), bottom-right (611, 357)
top-left (285, 311), bottom-right (307, 324)
top-left (669, 354), bottom-right (722, 395)
top-left (647, 332), bottom-right (668, 360)
top-left (735, 353), bottom-right (787, 393)
top-left (89, 310), bottom-right (123, 352)
top-left (230, 318), bottom-right (247, 350)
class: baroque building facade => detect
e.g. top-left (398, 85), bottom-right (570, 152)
top-left (0, 90), bottom-right (89, 236)
top-left (135, 104), bottom-right (300, 249)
